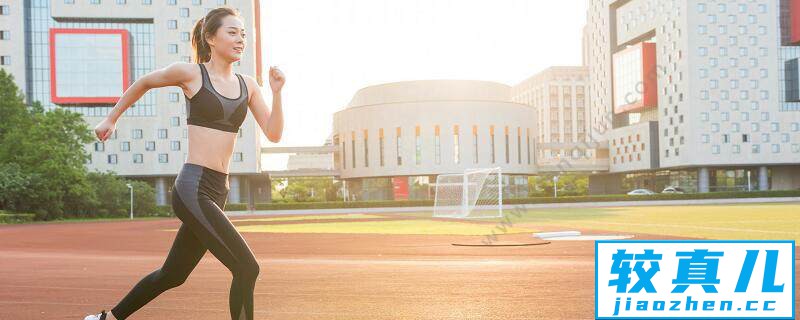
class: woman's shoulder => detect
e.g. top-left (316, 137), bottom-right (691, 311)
top-left (238, 73), bottom-right (260, 98)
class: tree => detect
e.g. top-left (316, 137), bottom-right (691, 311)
top-left (0, 69), bottom-right (96, 219)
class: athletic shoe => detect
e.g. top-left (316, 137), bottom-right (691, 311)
top-left (83, 310), bottom-right (108, 320)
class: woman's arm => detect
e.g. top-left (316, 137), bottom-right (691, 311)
top-left (106, 62), bottom-right (194, 124)
top-left (94, 62), bottom-right (194, 141)
top-left (244, 66), bottom-right (285, 143)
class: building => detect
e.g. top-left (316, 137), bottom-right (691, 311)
top-left (332, 80), bottom-right (537, 200)
top-left (0, 0), bottom-right (270, 206)
top-left (510, 66), bottom-right (607, 171)
top-left (585, 0), bottom-right (800, 192)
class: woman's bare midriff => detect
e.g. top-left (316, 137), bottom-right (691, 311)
top-left (185, 124), bottom-right (237, 179)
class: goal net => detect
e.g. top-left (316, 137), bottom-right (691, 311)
top-left (433, 167), bottom-right (503, 219)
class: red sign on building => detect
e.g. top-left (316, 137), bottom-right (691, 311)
top-left (392, 177), bottom-right (409, 200)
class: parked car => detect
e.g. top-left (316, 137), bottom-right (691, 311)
top-left (627, 188), bottom-right (656, 195)
top-left (661, 186), bottom-right (685, 194)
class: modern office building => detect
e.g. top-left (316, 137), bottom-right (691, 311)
top-left (585, 0), bottom-right (800, 192)
top-left (332, 80), bottom-right (537, 200)
top-left (0, 0), bottom-right (270, 206)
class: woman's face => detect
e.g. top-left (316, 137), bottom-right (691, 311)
top-left (209, 15), bottom-right (246, 62)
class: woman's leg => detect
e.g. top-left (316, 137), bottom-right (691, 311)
top-left (110, 221), bottom-right (207, 319)
top-left (171, 177), bottom-right (260, 320)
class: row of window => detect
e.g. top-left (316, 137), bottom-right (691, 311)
top-left (703, 132), bottom-right (794, 144)
top-left (697, 3), bottom-right (768, 15)
top-left (340, 126), bottom-right (533, 169)
top-left (95, 140), bottom-right (182, 152)
top-left (98, 125), bottom-right (244, 140)
top-left (704, 144), bottom-right (795, 155)
top-left (67, 0), bottom-right (226, 5)
top-left (88, 151), bottom-right (243, 164)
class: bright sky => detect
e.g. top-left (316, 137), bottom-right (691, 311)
top-left (258, 0), bottom-right (587, 170)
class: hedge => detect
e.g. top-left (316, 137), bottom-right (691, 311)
top-left (227, 190), bottom-right (800, 211)
top-left (0, 211), bottom-right (36, 224)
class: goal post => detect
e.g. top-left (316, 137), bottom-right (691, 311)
top-left (433, 167), bottom-right (503, 219)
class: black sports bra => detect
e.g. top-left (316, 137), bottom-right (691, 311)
top-left (185, 63), bottom-right (249, 133)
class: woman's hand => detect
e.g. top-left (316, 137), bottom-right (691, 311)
top-left (268, 66), bottom-right (285, 93)
top-left (94, 118), bottom-right (116, 141)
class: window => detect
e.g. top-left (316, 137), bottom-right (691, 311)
top-left (0, 31), bottom-right (9, 40)
top-left (490, 126), bottom-right (496, 164)
top-left (517, 127), bottom-right (522, 164)
top-left (341, 141), bottom-right (346, 169)
top-left (181, 32), bottom-right (190, 42)
top-left (90, 0), bottom-right (101, 4)
top-left (742, 134), bottom-right (750, 143)
top-left (108, 154), bottom-right (118, 164)
top-left (95, 142), bottom-right (105, 152)
top-left (434, 126), bottom-right (441, 165)
top-left (171, 141), bottom-right (181, 151)
top-left (168, 44), bottom-right (178, 54)
top-left (233, 152), bottom-right (243, 162)
top-left (168, 20), bottom-right (178, 29)
top-left (0, 56), bottom-right (10, 66)
top-left (504, 127), bottom-right (509, 164)
top-left (132, 129), bottom-right (143, 139)
top-left (752, 144), bottom-right (760, 153)
top-left (158, 129), bottom-right (168, 139)
top-left (396, 128), bottom-right (402, 166)
top-left (526, 129), bottom-right (531, 164)
top-left (121, 141), bottom-right (130, 151)
top-left (169, 92), bottom-right (180, 102)
top-left (116, 0), bottom-right (126, 4)
top-left (414, 126), bottom-right (421, 165)
top-left (142, 0), bottom-right (152, 4)
top-left (146, 141), bottom-right (156, 151)
top-left (472, 126), bottom-right (479, 164)
top-left (379, 129), bottom-right (385, 167)
top-left (217, 0), bottom-right (227, 4)
top-left (192, 0), bottom-right (202, 5)
top-left (364, 130), bottom-right (369, 168)
top-left (167, 0), bottom-right (177, 4)
top-left (133, 153), bottom-right (143, 163)
top-left (180, 8), bottom-right (190, 17)
top-left (159, 154), bottom-right (168, 163)
top-left (453, 125), bottom-right (460, 164)
top-left (64, 0), bottom-right (75, 3)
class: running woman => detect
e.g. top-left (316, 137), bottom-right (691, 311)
top-left (84, 6), bottom-right (284, 320)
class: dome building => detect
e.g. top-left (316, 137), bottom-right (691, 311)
top-left (333, 80), bottom-right (537, 201)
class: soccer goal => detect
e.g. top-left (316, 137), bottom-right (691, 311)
top-left (433, 167), bottom-right (503, 219)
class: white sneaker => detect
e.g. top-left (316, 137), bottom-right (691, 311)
top-left (83, 310), bottom-right (108, 320)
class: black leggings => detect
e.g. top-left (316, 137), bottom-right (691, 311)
top-left (111, 163), bottom-right (259, 320)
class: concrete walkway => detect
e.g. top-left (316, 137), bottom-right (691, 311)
top-left (225, 196), bottom-right (800, 217)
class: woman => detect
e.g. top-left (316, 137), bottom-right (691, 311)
top-left (84, 6), bottom-right (284, 320)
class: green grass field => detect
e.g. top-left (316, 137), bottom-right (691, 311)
top-left (500, 203), bottom-right (800, 241)
top-left (159, 203), bottom-right (800, 240)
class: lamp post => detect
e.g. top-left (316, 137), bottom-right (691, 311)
top-left (126, 183), bottom-right (133, 220)
top-left (553, 175), bottom-right (559, 198)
